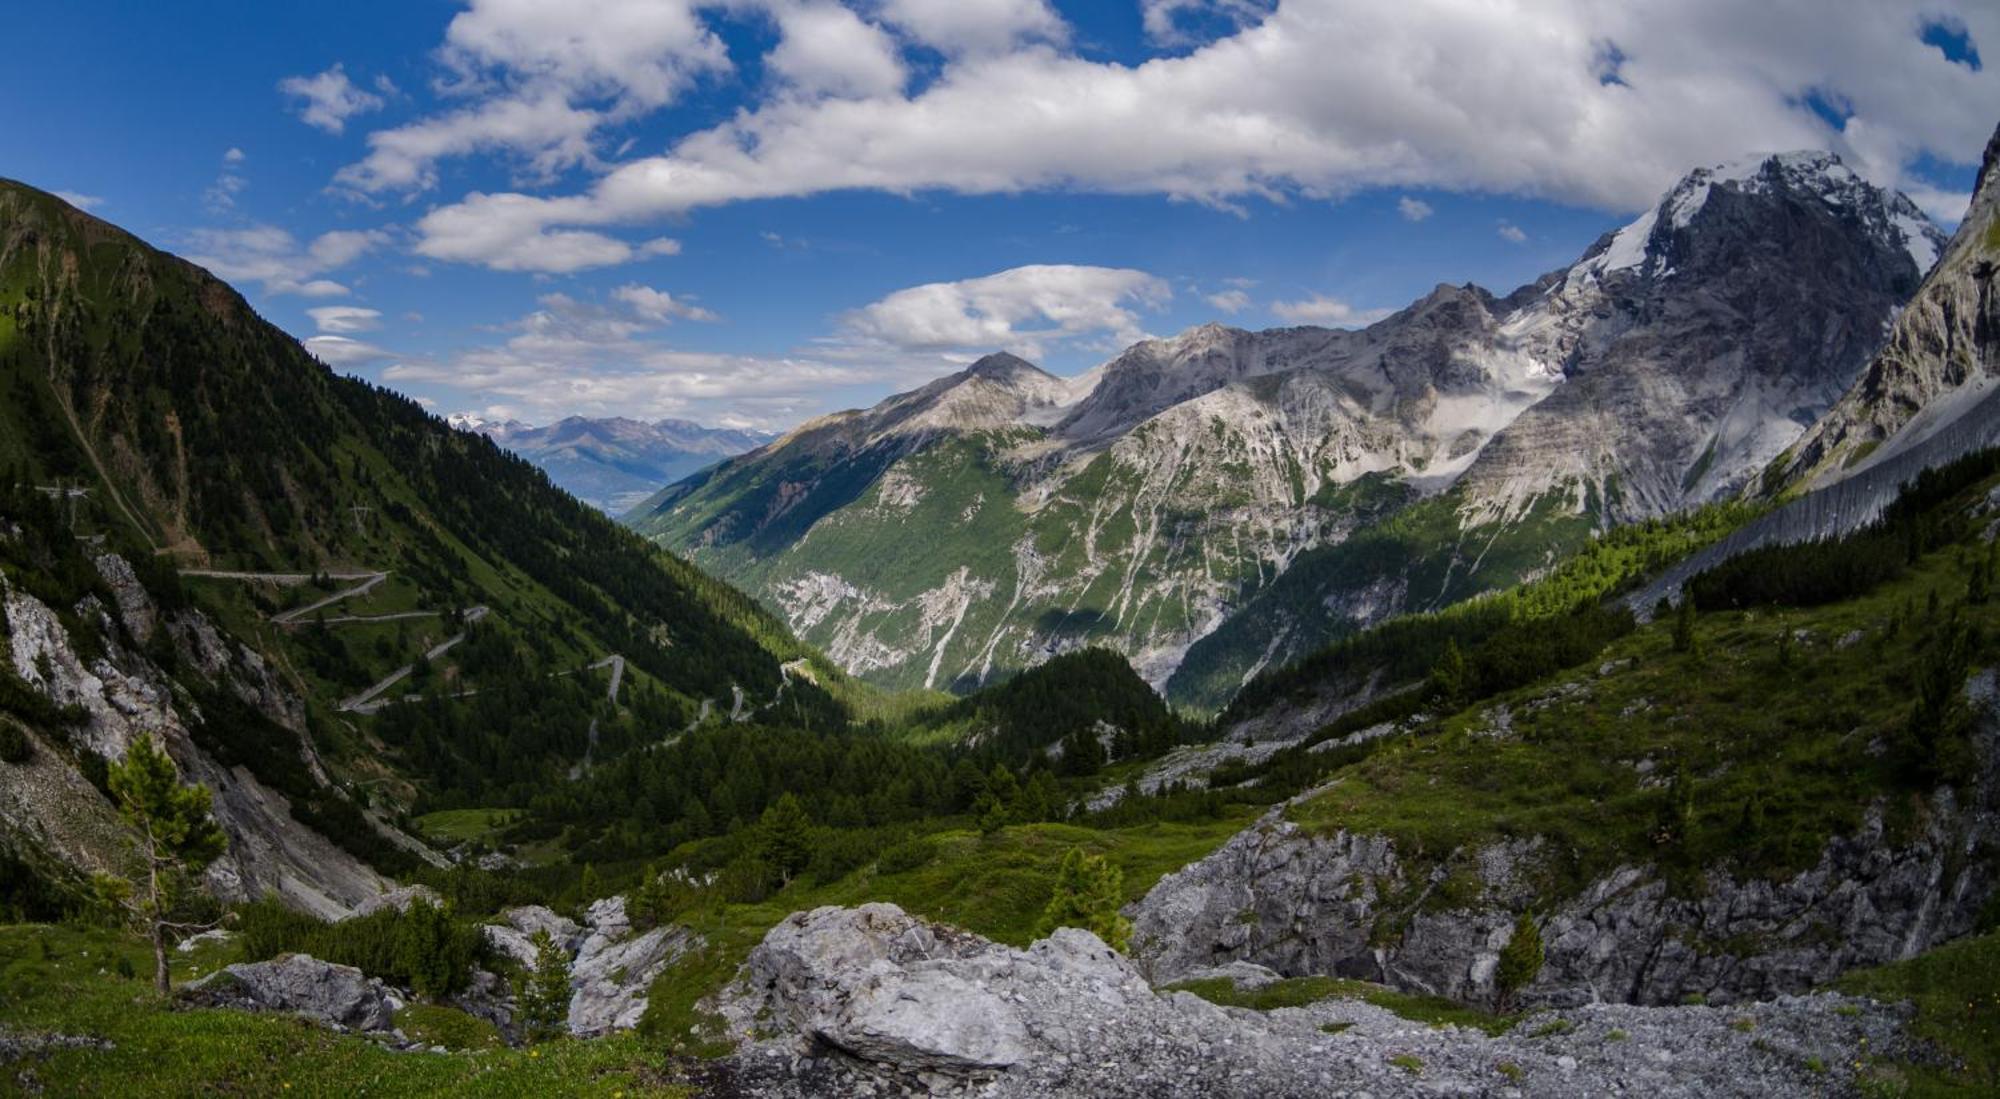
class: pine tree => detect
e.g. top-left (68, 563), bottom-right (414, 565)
top-left (578, 863), bottom-right (602, 906)
top-left (1672, 599), bottom-right (1698, 655)
top-left (102, 736), bottom-right (227, 994)
top-left (513, 928), bottom-right (571, 1041)
top-left (1036, 847), bottom-right (1132, 952)
top-left (1428, 638), bottom-right (1469, 704)
top-left (974, 790), bottom-right (1008, 834)
top-left (1494, 911), bottom-right (1544, 1010)
top-left (759, 793), bottom-right (814, 886)
top-left (397, 898), bottom-right (470, 999)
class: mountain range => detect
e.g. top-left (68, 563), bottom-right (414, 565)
top-left (627, 151), bottom-right (1946, 708)
top-left (5, 120), bottom-right (2000, 1094)
top-left (449, 414), bottom-right (772, 513)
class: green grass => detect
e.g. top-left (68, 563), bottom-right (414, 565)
top-left (1835, 928), bottom-right (2000, 1096)
top-left (1285, 539), bottom-right (1998, 908)
top-left (0, 923), bottom-right (690, 1097)
top-left (415, 808), bottom-right (522, 845)
top-left (1164, 975), bottom-right (1518, 1035)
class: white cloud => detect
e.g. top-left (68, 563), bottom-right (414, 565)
top-left (840, 264), bottom-right (1171, 358)
top-left (307, 306), bottom-right (383, 333)
top-left (185, 225), bottom-right (388, 296)
top-left (1497, 221), bottom-right (1528, 243)
top-left (1269, 293), bottom-right (1389, 327)
top-left (336, 0), bottom-right (729, 194)
top-left (767, 1), bottom-right (906, 99)
top-left (204, 148), bottom-right (248, 212)
top-left (1397, 195), bottom-right (1433, 221)
top-left (1142, 0), bottom-right (1274, 47)
top-left (1204, 288), bottom-right (1251, 313)
top-left (304, 335), bottom-right (393, 365)
top-left (53, 191), bottom-right (103, 211)
top-left (308, 229), bottom-right (390, 268)
top-left (876, 0), bottom-right (1067, 54)
top-left (279, 65), bottom-right (386, 134)
top-left (378, 289), bottom-right (880, 426)
top-left (612, 284), bottom-right (718, 323)
top-left (396, 0), bottom-right (1997, 271)
top-left (412, 192), bottom-right (649, 272)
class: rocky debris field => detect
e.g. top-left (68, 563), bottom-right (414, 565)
top-left (708, 903), bottom-right (1912, 1098)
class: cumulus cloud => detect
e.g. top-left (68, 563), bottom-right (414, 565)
top-left (378, 288), bottom-right (877, 425)
top-left (1204, 288), bottom-right (1251, 313)
top-left (279, 65), bottom-right (386, 134)
top-left (1397, 195), bottom-right (1434, 221)
top-left (185, 225), bottom-right (388, 296)
top-left (1497, 221), bottom-right (1528, 243)
top-left (53, 191), bottom-right (103, 211)
top-left (767, 1), bottom-right (905, 98)
top-left (307, 306), bottom-right (383, 333)
top-left (876, 0), bottom-right (1067, 54)
top-left (383, 0), bottom-right (1994, 272)
top-left (336, 0), bottom-right (728, 194)
top-left (612, 284), bottom-right (718, 323)
top-left (1269, 293), bottom-right (1389, 327)
top-left (839, 264), bottom-right (1171, 358)
top-left (411, 191), bottom-right (682, 272)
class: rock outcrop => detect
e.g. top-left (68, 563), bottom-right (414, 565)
top-left (1, 569), bottom-right (395, 919)
top-left (567, 896), bottom-right (702, 1036)
top-left (1130, 673), bottom-right (2000, 1010)
top-left (471, 896), bottom-right (702, 1038)
top-left (714, 902), bottom-right (1912, 1098)
top-left (184, 955), bottom-right (402, 1032)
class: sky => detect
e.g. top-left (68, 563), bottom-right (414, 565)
top-left (4, 1), bottom-right (1994, 432)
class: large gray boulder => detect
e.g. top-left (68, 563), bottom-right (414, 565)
top-left (184, 954), bottom-right (401, 1032)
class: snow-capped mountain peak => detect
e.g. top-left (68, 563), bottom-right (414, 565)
top-left (1568, 150), bottom-right (1947, 289)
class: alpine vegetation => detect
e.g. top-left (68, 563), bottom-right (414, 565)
top-left (3, 4), bottom-right (1999, 1097)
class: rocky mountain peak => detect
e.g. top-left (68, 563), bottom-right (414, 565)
top-left (1565, 149), bottom-right (1945, 292)
top-left (961, 350), bottom-right (1052, 384)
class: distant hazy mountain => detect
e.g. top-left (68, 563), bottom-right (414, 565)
top-left (628, 151), bottom-right (1942, 708)
top-left (451, 414), bottom-right (773, 512)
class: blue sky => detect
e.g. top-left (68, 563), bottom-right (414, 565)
top-left (4, 1), bottom-right (1992, 430)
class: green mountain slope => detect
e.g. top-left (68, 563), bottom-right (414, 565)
top-left (0, 179), bottom-right (844, 817)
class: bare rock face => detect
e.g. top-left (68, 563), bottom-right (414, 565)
top-left (0, 575), bottom-right (393, 919)
top-left (1779, 121), bottom-right (2000, 490)
top-left (565, 895), bottom-right (702, 1036)
top-left (715, 902), bottom-right (1912, 1099)
top-left (184, 954), bottom-right (402, 1032)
